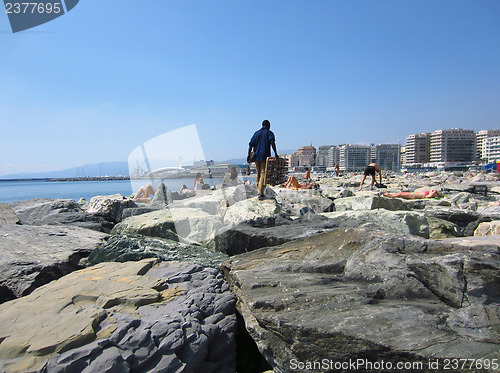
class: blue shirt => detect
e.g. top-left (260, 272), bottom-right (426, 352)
top-left (249, 128), bottom-right (275, 161)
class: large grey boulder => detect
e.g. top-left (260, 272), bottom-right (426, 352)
top-left (10, 199), bottom-right (115, 233)
top-left (321, 209), bottom-right (431, 238)
top-left (221, 228), bottom-right (500, 373)
top-left (422, 207), bottom-right (484, 237)
top-left (88, 234), bottom-right (229, 269)
top-left (319, 187), bottom-right (355, 200)
top-left (222, 184), bottom-right (259, 206)
top-left (205, 214), bottom-right (337, 256)
top-left (0, 224), bottom-right (108, 303)
top-left (0, 259), bottom-right (237, 373)
top-left (84, 194), bottom-right (137, 222)
top-left (0, 203), bottom-right (19, 224)
top-left (474, 221), bottom-right (500, 236)
top-left (112, 208), bottom-right (224, 245)
top-left (274, 188), bottom-right (334, 215)
top-left (335, 194), bottom-right (414, 211)
top-left (150, 183), bottom-right (173, 208)
top-left (173, 189), bottom-right (228, 216)
top-left (223, 198), bottom-right (282, 227)
top-left (121, 206), bottom-right (161, 220)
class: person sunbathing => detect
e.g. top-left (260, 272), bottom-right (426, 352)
top-left (383, 189), bottom-right (442, 200)
top-left (283, 176), bottom-right (315, 189)
top-left (133, 184), bottom-right (156, 203)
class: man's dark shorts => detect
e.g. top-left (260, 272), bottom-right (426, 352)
top-left (364, 166), bottom-right (376, 176)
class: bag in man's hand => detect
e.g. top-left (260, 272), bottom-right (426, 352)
top-left (248, 151), bottom-right (256, 163)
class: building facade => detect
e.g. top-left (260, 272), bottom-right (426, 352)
top-left (316, 145), bottom-right (333, 171)
top-left (373, 144), bottom-right (401, 172)
top-left (404, 133), bottom-right (431, 165)
top-left (293, 146), bottom-right (316, 169)
top-left (477, 129), bottom-right (500, 162)
top-left (339, 144), bottom-right (370, 172)
top-left (429, 129), bottom-right (476, 164)
top-left (483, 136), bottom-right (500, 162)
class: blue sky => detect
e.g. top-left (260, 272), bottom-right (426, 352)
top-left (1, 0), bottom-right (500, 176)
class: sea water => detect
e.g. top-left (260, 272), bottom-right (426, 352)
top-left (0, 177), bottom-right (228, 204)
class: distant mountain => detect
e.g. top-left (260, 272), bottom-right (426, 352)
top-left (223, 158), bottom-right (248, 165)
top-left (1, 151), bottom-right (298, 179)
top-left (0, 161), bottom-right (130, 179)
top-left (223, 150), bottom-right (296, 165)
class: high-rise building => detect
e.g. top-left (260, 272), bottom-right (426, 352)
top-left (339, 144), bottom-right (370, 172)
top-left (316, 145), bottom-right (333, 171)
top-left (373, 144), bottom-right (401, 172)
top-left (400, 145), bottom-right (406, 166)
top-left (429, 129), bottom-right (476, 164)
top-left (476, 129), bottom-right (500, 162)
top-left (483, 136), bottom-right (500, 162)
top-left (404, 133), bottom-right (431, 165)
top-left (328, 146), bottom-right (340, 168)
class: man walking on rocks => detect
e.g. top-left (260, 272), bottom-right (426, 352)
top-left (248, 120), bottom-right (279, 200)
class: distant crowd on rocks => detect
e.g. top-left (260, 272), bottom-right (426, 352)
top-left (0, 169), bottom-right (499, 372)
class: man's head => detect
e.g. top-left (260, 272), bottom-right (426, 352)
top-left (262, 120), bottom-right (271, 129)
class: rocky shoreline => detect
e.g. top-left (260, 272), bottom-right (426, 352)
top-left (0, 171), bottom-right (499, 372)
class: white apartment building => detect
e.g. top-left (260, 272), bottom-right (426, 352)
top-left (328, 146), bottom-right (340, 168)
top-left (477, 129), bottom-right (500, 162)
top-left (483, 136), bottom-right (500, 162)
top-left (316, 145), bottom-right (333, 171)
top-left (339, 144), bottom-right (370, 172)
top-left (429, 129), bottom-right (476, 164)
top-left (404, 133), bottom-right (430, 165)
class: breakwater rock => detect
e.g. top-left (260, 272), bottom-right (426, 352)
top-left (221, 227), bottom-right (500, 373)
top-left (0, 224), bottom-right (107, 304)
top-left (0, 203), bottom-right (19, 224)
top-left (9, 199), bottom-right (116, 233)
top-left (88, 234), bottom-right (229, 269)
top-left (0, 259), bottom-right (236, 373)
top-left (1, 172), bottom-right (498, 372)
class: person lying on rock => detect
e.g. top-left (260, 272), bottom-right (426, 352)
top-left (133, 184), bottom-right (156, 203)
top-left (282, 176), bottom-right (316, 190)
top-left (383, 189), bottom-right (442, 200)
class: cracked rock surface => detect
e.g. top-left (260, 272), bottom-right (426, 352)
top-left (0, 259), bottom-right (236, 373)
top-left (0, 224), bottom-right (108, 304)
top-left (222, 227), bottom-right (500, 373)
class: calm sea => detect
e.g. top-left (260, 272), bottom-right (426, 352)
top-left (0, 178), bottom-right (227, 204)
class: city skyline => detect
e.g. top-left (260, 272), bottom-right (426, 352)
top-left (1, 1), bottom-right (500, 176)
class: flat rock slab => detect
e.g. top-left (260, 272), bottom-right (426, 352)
top-left (112, 207), bottom-right (225, 245)
top-left (10, 199), bottom-right (115, 233)
top-left (0, 203), bottom-right (19, 224)
top-left (0, 224), bottom-right (108, 303)
top-left (222, 228), bottom-right (500, 372)
top-left (205, 214), bottom-right (338, 256)
top-left (88, 233), bottom-right (229, 269)
top-left (0, 259), bottom-right (236, 373)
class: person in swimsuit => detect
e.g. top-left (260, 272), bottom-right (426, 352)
top-left (282, 176), bottom-right (315, 189)
top-left (383, 189), bottom-right (442, 200)
top-left (358, 163), bottom-right (382, 191)
top-left (304, 167), bottom-right (311, 180)
top-left (194, 173), bottom-right (205, 190)
top-left (133, 184), bottom-right (156, 203)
